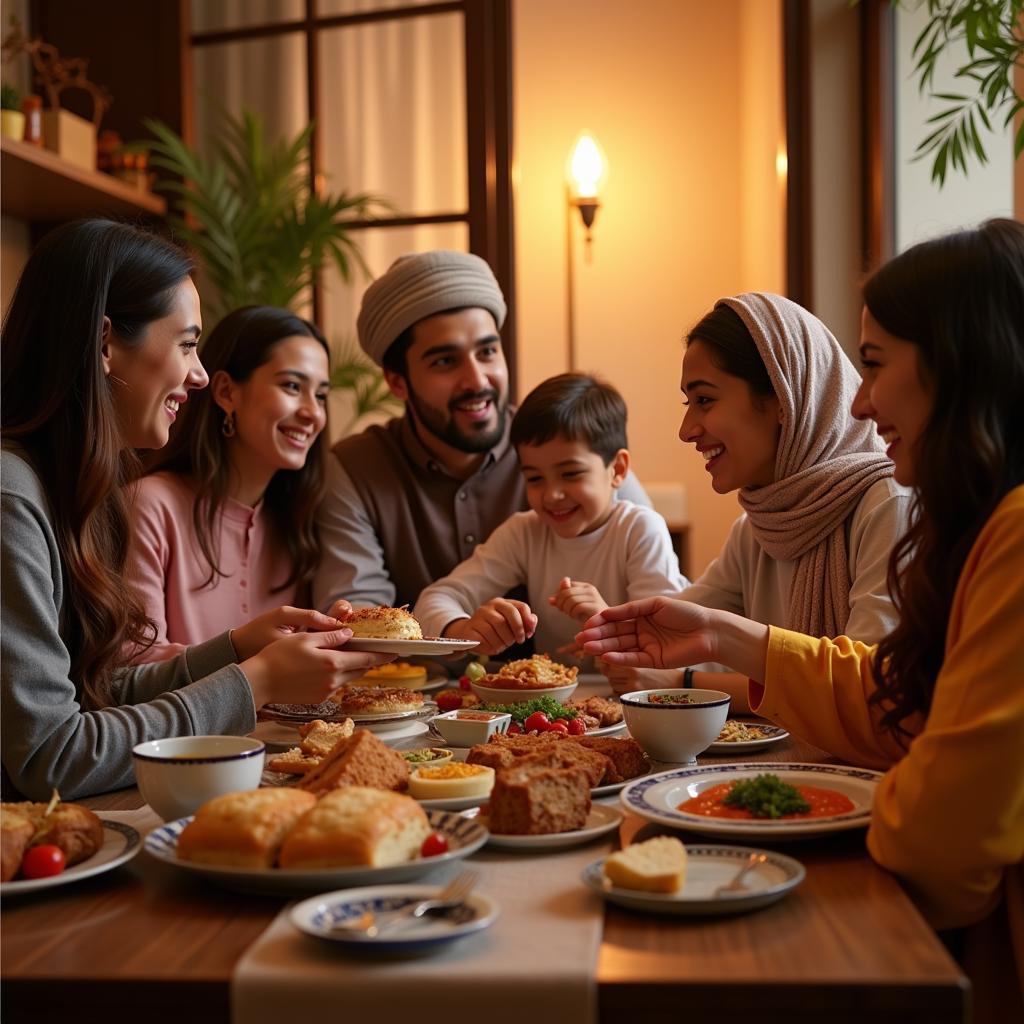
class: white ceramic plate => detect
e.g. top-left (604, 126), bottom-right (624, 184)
top-left (469, 681), bottom-right (578, 704)
top-left (291, 883), bottom-right (499, 953)
top-left (343, 638), bottom-right (480, 655)
top-left (262, 702), bottom-right (436, 729)
top-left (416, 792), bottom-right (492, 812)
top-left (1, 820), bottom-right (141, 895)
top-left (144, 809), bottom-right (488, 894)
top-left (582, 843), bottom-right (805, 916)
top-left (592, 764), bottom-right (655, 799)
top-left (465, 803), bottom-right (623, 849)
top-left (706, 723), bottom-right (790, 754)
top-left (620, 762), bottom-right (881, 839)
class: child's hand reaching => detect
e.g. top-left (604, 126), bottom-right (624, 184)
top-left (549, 577), bottom-right (608, 623)
top-left (443, 598), bottom-right (538, 655)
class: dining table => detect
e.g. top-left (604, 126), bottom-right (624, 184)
top-left (1, 678), bottom-right (970, 1024)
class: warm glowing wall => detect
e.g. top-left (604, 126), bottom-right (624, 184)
top-left (513, 0), bottom-right (784, 576)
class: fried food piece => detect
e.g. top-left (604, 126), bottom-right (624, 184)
top-left (297, 718), bottom-right (355, 757)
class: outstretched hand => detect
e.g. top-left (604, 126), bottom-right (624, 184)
top-left (231, 606), bottom-right (349, 662)
top-left (576, 596), bottom-right (717, 669)
top-left (548, 576), bottom-right (608, 623)
top-left (445, 598), bottom-right (538, 655)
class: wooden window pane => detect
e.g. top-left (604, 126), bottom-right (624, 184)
top-left (319, 0), bottom-right (447, 13)
top-left (190, 0), bottom-right (304, 33)
top-left (318, 14), bottom-right (467, 215)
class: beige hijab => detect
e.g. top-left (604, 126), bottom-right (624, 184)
top-left (719, 293), bottom-right (893, 637)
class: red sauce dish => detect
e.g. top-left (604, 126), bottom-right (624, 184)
top-left (679, 783), bottom-right (856, 820)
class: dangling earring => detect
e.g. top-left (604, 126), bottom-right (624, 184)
top-left (222, 410), bottom-right (236, 438)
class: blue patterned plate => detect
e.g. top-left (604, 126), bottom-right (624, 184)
top-left (291, 883), bottom-right (499, 953)
top-left (620, 762), bottom-right (882, 839)
top-left (145, 809), bottom-right (487, 894)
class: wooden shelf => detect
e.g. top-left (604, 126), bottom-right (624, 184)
top-left (1, 135), bottom-right (166, 221)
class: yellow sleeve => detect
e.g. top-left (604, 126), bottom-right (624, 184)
top-left (867, 498), bottom-right (1024, 930)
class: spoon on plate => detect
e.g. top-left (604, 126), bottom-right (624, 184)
top-left (334, 871), bottom-right (478, 937)
top-left (713, 852), bottom-right (767, 898)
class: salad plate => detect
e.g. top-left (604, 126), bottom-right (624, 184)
top-left (291, 883), bottom-right (499, 953)
top-left (342, 637), bottom-right (479, 655)
top-left (144, 809), bottom-right (487, 894)
top-left (1, 821), bottom-right (141, 895)
top-left (706, 722), bottom-right (790, 754)
top-left (466, 803), bottom-right (623, 849)
top-left (620, 763), bottom-right (881, 839)
top-left (582, 843), bottom-right (805, 916)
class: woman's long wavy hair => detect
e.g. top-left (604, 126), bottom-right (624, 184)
top-left (868, 218), bottom-right (1024, 740)
top-left (145, 305), bottom-right (330, 595)
top-left (1, 219), bottom-right (194, 709)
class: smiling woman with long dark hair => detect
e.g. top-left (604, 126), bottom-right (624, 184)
top-left (578, 218), bottom-right (1024, 1019)
top-left (126, 306), bottom-right (332, 661)
top-left (1, 220), bottom-right (390, 800)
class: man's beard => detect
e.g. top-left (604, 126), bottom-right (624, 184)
top-left (408, 387), bottom-right (507, 454)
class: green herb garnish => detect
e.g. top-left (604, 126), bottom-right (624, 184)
top-left (477, 695), bottom-right (578, 725)
top-left (723, 773), bottom-right (810, 819)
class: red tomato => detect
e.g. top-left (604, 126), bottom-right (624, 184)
top-left (21, 844), bottom-right (66, 879)
top-left (420, 833), bottom-right (450, 858)
top-left (436, 691), bottom-right (463, 713)
top-left (507, 722), bottom-right (523, 735)
top-left (524, 711), bottom-right (550, 733)
top-left (566, 717), bottom-right (587, 736)
top-left (546, 720), bottom-right (570, 736)
top-left (458, 675), bottom-right (471, 691)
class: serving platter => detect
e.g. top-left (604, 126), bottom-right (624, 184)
top-left (343, 637), bottom-right (480, 655)
top-left (620, 763), bottom-right (881, 839)
top-left (1, 821), bottom-right (141, 895)
top-left (291, 884), bottom-right (499, 953)
top-left (466, 803), bottom-right (623, 849)
top-left (706, 723), bottom-right (790, 754)
top-left (582, 843), bottom-right (805, 916)
top-left (144, 809), bottom-right (487, 894)
top-left (261, 702), bottom-right (437, 732)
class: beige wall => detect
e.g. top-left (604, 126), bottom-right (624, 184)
top-left (513, 0), bottom-right (784, 576)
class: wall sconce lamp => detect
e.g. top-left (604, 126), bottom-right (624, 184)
top-left (566, 133), bottom-right (606, 370)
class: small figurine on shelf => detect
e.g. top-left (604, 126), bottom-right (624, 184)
top-left (1, 81), bottom-right (24, 140)
top-left (97, 129), bottom-right (153, 191)
top-left (21, 93), bottom-right (42, 145)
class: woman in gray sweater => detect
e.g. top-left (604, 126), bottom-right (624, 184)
top-left (1, 220), bottom-right (389, 800)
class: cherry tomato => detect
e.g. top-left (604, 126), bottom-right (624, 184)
top-left (420, 833), bottom-right (450, 858)
top-left (507, 722), bottom-right (523, 735)
top-left (566, 717), bottom-right (587, 736)
top-left (524, 711), bottom-right (550, 733)
top-left (436, 691), bottom-right (463, 713)
top-left (21, 844), bottom-right (66, 879)
top-left (546, 720), bottom-right (570, 736)
top-left (458, 674), bottom-right (471, 691)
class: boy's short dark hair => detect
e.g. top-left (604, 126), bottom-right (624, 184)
top-left (510, 373), bottom-right (628, 464)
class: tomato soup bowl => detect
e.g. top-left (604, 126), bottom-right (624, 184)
top-left (132, 735), bottom-right (266, 821)
top-left (620, 689), bottom-right (730, 764)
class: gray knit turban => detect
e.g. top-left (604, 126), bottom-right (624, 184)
top-left (356, 250), bottom-right (507, 367)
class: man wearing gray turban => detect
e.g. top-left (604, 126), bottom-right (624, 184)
top-left (313, 250), bottom-right (649, 612)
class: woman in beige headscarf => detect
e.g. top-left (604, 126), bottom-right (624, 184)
top-left (604, 293), bottom-right (912, 709)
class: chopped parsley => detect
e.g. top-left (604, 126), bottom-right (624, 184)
top-left (477, 695), bottom-right (578, 725)
top-left (723, 773), bottom-right (810, 818)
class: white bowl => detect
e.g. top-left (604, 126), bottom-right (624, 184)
top-left (430, 709), bottom-right (511, 746)
top-left (468, 680), bottom-right (578, 705)
top-left (620, 689), bottom-right (730, 764)
top-left (132, 735), bottom-right (266, 821)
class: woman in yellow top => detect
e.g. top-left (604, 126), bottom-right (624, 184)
top-left (578, 218), bottom-right (1024, 1019)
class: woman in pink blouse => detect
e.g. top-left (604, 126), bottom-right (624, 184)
top-left (127, 305), bottom-right (333, 662)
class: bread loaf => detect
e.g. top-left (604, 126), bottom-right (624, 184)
top-left (278, 787), bottom-right (432, 869)
top-left (486, 756), bottom-right (591, 835)
top-left (297, 729), bottom-right (411, 796)
top-left (177, 789), bottom-right (316, 868)
top-left (603, 836), bottom-right (687, 893)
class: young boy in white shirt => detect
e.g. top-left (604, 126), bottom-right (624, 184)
top-left (414, 373), bottom-right (689, 658)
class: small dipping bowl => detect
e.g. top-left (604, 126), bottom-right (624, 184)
top-left (430, 709), bottom-right (511, 747)
top-left (620, 689), bottom-right (730, 764)
top-left (132, 735), bottom-right (266, 820)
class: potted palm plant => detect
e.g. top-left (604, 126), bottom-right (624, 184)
top-left (141, 109), bottom-right (402, 430)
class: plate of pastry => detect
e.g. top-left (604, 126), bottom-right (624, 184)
top-left (705, 721), bottom-right (790, 754)
top-left (467, 803), bottom-right (624, 850)
top-left (1, 799), bottom-right (141, 895)
top-left (144, 788), bottom-right (488, 894)
top-left (263, 686), bottom-right (437, 731)
top-left (582, 837), bottom-right (805, 916)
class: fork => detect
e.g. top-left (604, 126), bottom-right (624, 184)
top-left (713, 852), bottom-right (767, 898)
top-left (336, 871), bottom-right (478, 936)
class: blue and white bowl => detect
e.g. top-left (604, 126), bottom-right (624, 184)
top-left (620, 688), bottom-right (730, 764)
top-left (291, 883), bottom-right (499, 953)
